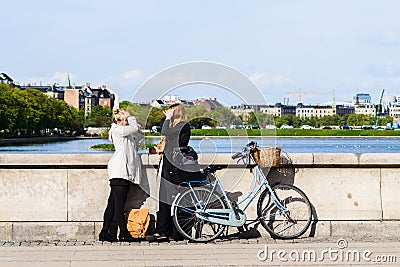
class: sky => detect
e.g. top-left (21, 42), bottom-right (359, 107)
top-left (2, 0), bottom-right (400, 106)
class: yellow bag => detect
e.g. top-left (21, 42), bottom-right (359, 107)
top-left (126, 208), bottom-right (150, 238)
top-left (156, 136), bottom-right (166, 159)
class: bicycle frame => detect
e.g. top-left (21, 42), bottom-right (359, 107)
top-left (171, 157), bottom-right (289, 227)
top-left (210, 163), bottom-right (288, 216)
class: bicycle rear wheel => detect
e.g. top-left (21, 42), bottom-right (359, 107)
top-left (172, 187), bottom-right (226, 243)
top-left (257, 183), bottom-right (312, 239)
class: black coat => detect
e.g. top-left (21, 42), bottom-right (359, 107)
top-left (161, 120), bottom-right (190, 182)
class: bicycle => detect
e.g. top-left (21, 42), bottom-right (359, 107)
top-left (171, 141), bottom-right (312, 242)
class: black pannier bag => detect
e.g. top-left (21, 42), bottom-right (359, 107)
top-left (170, 146), bottom-right (204, 184)
top-left (172, 146), bottom-right (199, 166)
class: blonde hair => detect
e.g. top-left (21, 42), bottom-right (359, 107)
top-left (170, 103), bottom-right (187, 127)
top-left (112, 108), bottom-right (125, 124)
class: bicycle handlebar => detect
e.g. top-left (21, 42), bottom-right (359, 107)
top-left (231, 152), bottom-right (242, 160)
top-left (232, 141), bottom-right (258, 161)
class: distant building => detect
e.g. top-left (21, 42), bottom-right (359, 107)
top-left (389, 105), bottom-right (400, 119)
top-left (260, 103), bottom-right (355, 118)
top-left (260, 103), bottom-right (296, 117)
top-left (14, 71), bottom-right (117, 116)
top-left (230, 104), bottom-right (253, 123)
top-left (62, 83), bottom-right (115, 117)
top-left (163, 95), bottom-right (182, 105)
top-left (260, 104), bottom-right (282, 117)
top-left (90, 85), bottom-right (115, 109)
top-left (296, 103), bottom-right (315, 118)
top-left (46, 86), bottom-right (64, 100)
top-left (192, 98), bottom-right (222, 112)
top-left (334, 105), bottom-right (355, 116)
top-left (313, 105), bottom-right (335, 118)
top-left (0, 73), bottom-right (16, 86)
top-left (150, 99), bottom-right (166, 108)
top-left (353, 93), bottom-right (372, 105)
top-left (19, 84), bottom-right (64, 100)
top-left (354, 103), bottom-right (375, 116)
top-left (63, 85), bottom-right (96, 116)
top-left (388, 96), bottom-right (400, 119)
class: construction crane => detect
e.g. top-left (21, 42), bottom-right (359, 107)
top-left (374, 89), bottom-right (385, 127)
top-left (287, 88), bottom-right (314, 103)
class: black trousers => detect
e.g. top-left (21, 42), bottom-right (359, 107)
top-left (102, 180), bottom-right (130, 234)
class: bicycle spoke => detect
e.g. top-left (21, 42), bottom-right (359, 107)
top-left (257, 183), bottom-right (312, 239)
top-left (173, 187), bottom-right (226, 242)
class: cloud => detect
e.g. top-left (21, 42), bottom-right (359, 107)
top-left (99, 69), bottom-right (146, 101)
top-left (50, 72), bottom-right (71, 85)
top-left (363, 60), bottom-right (400, 78)
top-left (18, 72), bottom-right (72, 86)
top-left (360, 32), bottom-right (400, 47)
top-left (385, 61), bottom-right (400, 76)
top-left (249, 72), bottom-right (293, 87)
top-left (120, 69), bottom-right (144, 81)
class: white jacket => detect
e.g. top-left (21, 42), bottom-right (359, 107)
top-left (107, 116), bottom-right (143, 184)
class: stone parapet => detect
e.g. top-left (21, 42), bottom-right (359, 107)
top-left (0, 153), bottom-right (399, 241)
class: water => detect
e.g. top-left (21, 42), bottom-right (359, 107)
top-left (190, 137), bottom-right (400, 154)
top-left (1, 137), bottom-right (400, 154)
top-left (0, 138), bottom-right (108, 154)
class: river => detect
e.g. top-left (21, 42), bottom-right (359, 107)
top-left (0, 136), bottom-right (400, 154)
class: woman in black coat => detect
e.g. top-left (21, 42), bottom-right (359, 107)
top-left (147, 103), bottom-right (190, 242)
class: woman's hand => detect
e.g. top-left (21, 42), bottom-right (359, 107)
top-left (137, 124), bottom-right (143, 134)
top-left (164, 109), bottom-right (174, 120)
top-left (123, 111), bottom-right (130, 119)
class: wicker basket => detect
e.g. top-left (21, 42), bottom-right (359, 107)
top-left (253, 146), bottom-right (282, 168)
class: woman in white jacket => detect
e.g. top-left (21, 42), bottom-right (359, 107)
top-left (99, 108), bottom-right (143, 242)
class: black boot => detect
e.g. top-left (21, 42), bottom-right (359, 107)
top-left (99, 230), bottom-right (118, 242)
top-left (119, 231), bottom-right (137, 242)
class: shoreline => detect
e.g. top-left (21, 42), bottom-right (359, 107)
top-left (1, 134), bottom-right (399, 146)
top-left (0, 136), bottom-right (97, 145)
top-left (146, 135), bottom-right (400, 139)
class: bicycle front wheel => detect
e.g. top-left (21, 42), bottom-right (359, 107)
top-left (257, 183), bottom-right (312, 239)
top-left (173, 187), bottom-right (226, 243)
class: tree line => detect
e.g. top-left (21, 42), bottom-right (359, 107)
top-left (0, 84), bottom-right (114, 137)
top-left (120, 100), bottom-right (393, 130)
top-left (264, 113), bottom-right (393, 128)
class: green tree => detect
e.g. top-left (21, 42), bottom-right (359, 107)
top-left (377, 115), bottom-right (393, 126)
top-left (119, 100), bottom-right (131, 110)
top-left (86, 105), bottom-right (112, 127)
top-left (247, 112), bottom-right (258, 125)
top-left (186, 105), bottom-right (214, 128)
top-left (0, 84), bottom-right (84, 136)
top-left (0, 84), bottom-right (19, 132)
top-left (69, 108), bottom-right (85, 135)
top-left (255, 112), bottom-right (275, 126)
top-left (346, 114), bottom-right (374, 126)
top-left (145, 107), bottom-right (165, 129)
top-left (212, 106), bottom-right (236, 127)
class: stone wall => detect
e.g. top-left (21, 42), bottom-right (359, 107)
top-left (0, 153), bottom-right (399, 241)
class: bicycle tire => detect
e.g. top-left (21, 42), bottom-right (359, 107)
top-left (173, 187), bottom-right (226, 243)
top-left (257, 183), bottom-right (312, 239)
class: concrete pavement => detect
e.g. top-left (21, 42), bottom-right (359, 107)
top-left (1, 237), bottom-right (399, 266)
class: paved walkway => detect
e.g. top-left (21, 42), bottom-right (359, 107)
top-left (1, 237), bottom-right (399, 266)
